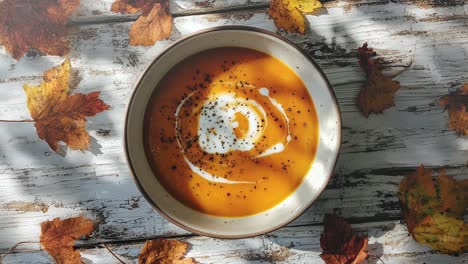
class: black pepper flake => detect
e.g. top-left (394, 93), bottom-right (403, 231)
top-left (171, 165), bottom-right (177, 170)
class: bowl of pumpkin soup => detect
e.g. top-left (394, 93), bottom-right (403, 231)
top-left (124, 26), bottom-right (341, 238)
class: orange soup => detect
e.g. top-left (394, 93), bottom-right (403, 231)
top-left (144, 47), bottom-right (318, 217)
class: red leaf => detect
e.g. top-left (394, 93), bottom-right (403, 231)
top-left (320, 214), bottom-right (368, 264)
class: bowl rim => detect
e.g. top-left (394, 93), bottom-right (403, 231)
top-left (124, 25), bottom-right (342, 239)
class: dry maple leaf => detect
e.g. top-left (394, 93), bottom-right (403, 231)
top-left (269, 0), bottom-right (322, 34)
top-left (439, 83), bottom-right (468, 135)
top-left (0, 0), bottom-right (79, 60)
top-left (320, 214), bottom-right (368, 264)
top-left (111, 0), bottom-right (150, 14)
top-left (111, 0), bottom-right (173, 46)
top-left (356, 43), bottom-right (401, 117)
top-left (399, 165), bottom-right (468, 254)
top-left (139, 239), bottom-right (197, 264)
top-left (23, 59), bottom-right (110, 153)
top-left (40, 215), bottom-right (94, 264)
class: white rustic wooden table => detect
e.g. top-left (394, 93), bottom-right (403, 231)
top-left (0, 0), bottom-right (467, 263)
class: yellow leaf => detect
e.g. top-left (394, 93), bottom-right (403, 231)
top-left (399, 165), bottom-right (468, 254)
top-left (269, 0), bottom-right (308, 34)
top-left (23, 59), bottom-right (110, 153)
top-left (414, 213), bottom-right (468, 254)
top-left (296, 0), bottom-right (322, 13)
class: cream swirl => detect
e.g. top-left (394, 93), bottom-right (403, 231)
top-left (175, 84), bottom-right (292, 184)
top-left (198, 93), bottom-right (267, 154)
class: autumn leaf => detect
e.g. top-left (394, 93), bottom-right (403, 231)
top-left (139, 239), bottom-right (197, 264)
top-left (296, 0), bottom-right (323, 13)
top-left (40, 215), bottom-right (94, 264)
top-left (269, 0), bottom-right (322, 34)
top-left (399, 165), bottom-right (468, 254)
top-left (111, 0), bottom-right (173, 46)
top-left (439, 83), bottom-right (468, 135)
top-left (320, 214), bottom-right (368, 264)
top-left (356, 43), bottom-right (401, 117)
top-left (111, 0), bottom-right (149, 14)
top-left (23, 59), bottom-right (110, 153)
top-left (0, 0), bottom-right (79, 60)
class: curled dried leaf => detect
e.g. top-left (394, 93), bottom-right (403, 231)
top-left (139, 239), bottom-right (197, 264)
top-left (356, 43), bottom-right (400, 117)
top-left (439, 84), bottom-right (468, 135)
top-left (0, 0), bottom-right (79, 60)
top-left (40, 216), bottom-right (94, 264)
top-left (23, 59), bottom-right (110, 153)
top-left (320, 214), bottom-right (368, 264)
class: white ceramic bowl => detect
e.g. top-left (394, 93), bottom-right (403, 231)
top-left (125, 26), bottom-right (341, 238)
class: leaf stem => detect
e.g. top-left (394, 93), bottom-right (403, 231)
top-left (0, 241), bottom-right (39, 261)
top-left (368, 254), bottom-right (386, 264)
top-left (0, 119), bottom-right (34, 123)
top-left (389, 59), bottom-right (414, 78)
top-left (91, 236), bottom-right (127, 264)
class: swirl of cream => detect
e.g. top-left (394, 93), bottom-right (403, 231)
top-left (198, 93), bottom-right (267, 154)
top-left (175, 85), bottom-right (292, 184)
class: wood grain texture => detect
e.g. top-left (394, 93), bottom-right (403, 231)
top-left (2, 222), bottom-right (467, 263)
top-left (0, 1), bottom-right (467, 263)
top-left (73, 0), bottom-right (269, 23)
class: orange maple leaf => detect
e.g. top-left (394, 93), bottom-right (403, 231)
top-left (23, 59), bottom-right (110, 153)
top-left (40, 215), bottom-right (94, 264)
top-left (399, 165), bottom-right (468, 254)
top-left (320, 214), bottom-right (368, 264)
top-left (439, 83), bottom-right (468, 135)
top-left (111, 0), bottom-right (173, 46)
top-left (139, 239), bottom-right (197, 264)
top-left (111, 0), bottom-right (150, 14)
top-left (356, 43), bottom-right (400, 117)
top-left (0, 0), bottom-right (79, 60)
top-left (269, 0), bottom-right (322, 34)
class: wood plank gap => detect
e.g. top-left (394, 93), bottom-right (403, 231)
top-left (69, 4), bottom-right (269, 26)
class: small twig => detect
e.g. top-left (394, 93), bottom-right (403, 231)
top-left (0, 119), bottom-right (34, 123)
top-left (389, 59), bottom-right (414, 78)
top-left (0, 241), bottom-right (39, 261)
top-left (91, 236), bottom-right (127, 264)
top-left (367, 254), bottom-right (386, 264)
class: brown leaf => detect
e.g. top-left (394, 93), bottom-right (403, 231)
top-left (399, 165), bottom-right (468, 254)
top-left (356, 43), bottom-right (400, 117)
top-left (23, 59), bottom-right (110, 153)
top-left (0, 0), bottom-right (79, 60)
top-left (130, 2), bottom-right (172, 46)
top-left (139, 239), bottom-right (197, 264)
top-left (269, 0), bottom-right (322, 34)
top-left (40, 215), bottom-right (94, 264)
top-left (320, 214), bottom-right (368, 264)
top-left (439, 83), bottom-right (468, 135)
top-left (111, 0), bottom-right (151, 14)
top-left (111, 0), bottom-right (173, 46)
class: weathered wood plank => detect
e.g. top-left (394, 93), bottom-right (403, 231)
top-left (73, 0), bottom-right (269, 23)
top-left (72, 0), bottom-right (466, 23)
top-left (0, 1), bottom-right (467, 252)
top-left (2, 222), bottom-right (466, 263)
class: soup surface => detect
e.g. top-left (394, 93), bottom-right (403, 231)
top-left (144, 47), bottom-right (318, 217)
